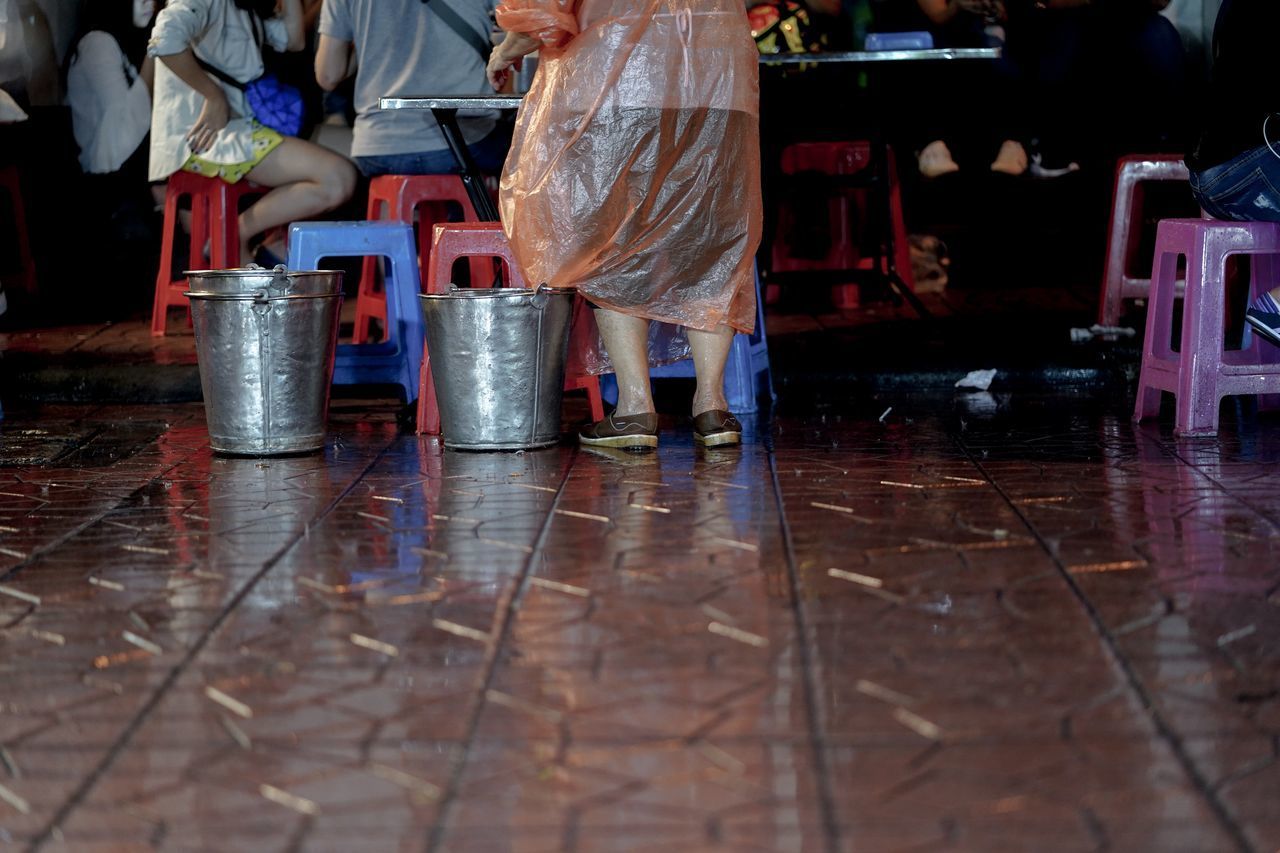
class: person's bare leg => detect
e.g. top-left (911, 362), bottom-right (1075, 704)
top-left (239, 136), bottom-right (357, 259)
top-left (594, 308), bottom-right (654, 415)
top-left (687, 325), bottom-right (733, 415)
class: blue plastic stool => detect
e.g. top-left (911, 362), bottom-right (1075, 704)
top-left (599, 265), bottom-right (774, 414)
top-left (288, 221), bottom-right (425, 402)
top-left (864, 31), bottom-right (934, 51)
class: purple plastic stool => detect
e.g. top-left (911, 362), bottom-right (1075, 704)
top-left (1098, 154), bottom-right (1190, 327)
top-left (1134, 218), bottom-right (1280, 436)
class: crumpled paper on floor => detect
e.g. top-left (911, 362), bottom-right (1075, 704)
top-left (955, 369), bottom-right (997, 391)
top-left (1070, 324), bottom-right (1137, 342)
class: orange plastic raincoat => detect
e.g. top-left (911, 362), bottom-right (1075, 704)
top-left (495, 0), bottom-right (762, 367)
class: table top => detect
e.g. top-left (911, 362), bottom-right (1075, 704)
top-left (380, 96), bottom-right (522, 111)
top-left (381, 48), bottom-right (999, 111)
top-left (760, 47), bottom-right (999, 65)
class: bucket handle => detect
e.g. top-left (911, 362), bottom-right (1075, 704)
top-left (243, 263), bottom-right (291, 304)
top-left (529, 283), bottom-right (553, 310)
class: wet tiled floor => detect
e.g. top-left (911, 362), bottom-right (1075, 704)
top-left (0, 396), bottom-right (1277, 852)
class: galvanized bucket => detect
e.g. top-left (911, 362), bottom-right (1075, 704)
top-left (420, 286), bottom-right (574, 451)
top-left (186, 266), bottom-right (343, 456)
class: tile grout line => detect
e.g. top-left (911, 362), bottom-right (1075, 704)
top-left (767, 448), bottom-right (843, 853)
top-left (1163, 441), bottom-right (1280, 532)
top-left (425, 448), bottom-right (578, 853)
top-left (953, 436), bottom-right (1257, 853)
top-left (27, 436), bottom-right (401, 852)
top-left (63, 323), bottom-right (114, 354)
top-left (1, 463), bottom-right (186, 587)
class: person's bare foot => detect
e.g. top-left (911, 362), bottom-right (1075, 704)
top-left (990, 139), bottom-right (1028, 176)
top-left (918, 140), bottom-right (960, 178)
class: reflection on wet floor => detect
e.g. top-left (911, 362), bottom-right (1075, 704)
top-left (0, 397), bottom-right (1277, 851)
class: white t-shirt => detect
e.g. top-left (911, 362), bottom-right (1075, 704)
top-left (67, 31), bottom-right (151, 174)
top-left (147, 0), bottom-right (287, 180)
top-left (318, 0), bottom-right (498, 158)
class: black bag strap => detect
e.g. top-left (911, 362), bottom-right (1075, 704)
top-left (195, 54), bottom-right (248, 90)
top-left (421, 0), bottom-right (493, 63)
top-left (193, 1), bottom-right (265, 91)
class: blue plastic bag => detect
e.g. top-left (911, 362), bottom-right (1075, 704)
top-left (244, 72), bottom-right (304, 138)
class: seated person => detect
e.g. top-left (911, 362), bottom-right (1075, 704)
top-left (66, 0), bottom-right (161, 248)
top-left (1008, 0), bottom-right (1187, 172)
top-left (893, 0), bottom-right (1029, 178)
top-left (314, 0), bottom-right (509, 178)
top-left (1186, 0), bottom-right (1280, 347)
top-left (148, 0), bottom-right (356, 264)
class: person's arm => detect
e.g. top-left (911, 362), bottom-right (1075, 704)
top-left (278, 0), bottom-right (306, 51)
top-left (301, 0), bottom-right (324, 30)
top-left (157, 49), bottom-right (229, 154)
top-left (493, 1), bottom-right (579, 50)
top-left (487, 31), bottom-right (539, 91)
top-left (141, 54), bottom-right (156, 94)
top-left (314, 33), bottom-right (353, 92)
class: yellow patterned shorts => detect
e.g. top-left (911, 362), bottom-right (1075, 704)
top-left (182, 121), bottom-right (284, 184)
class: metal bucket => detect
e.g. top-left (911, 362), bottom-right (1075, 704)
top-left (420, 286), bottom-right (574, 451)
top-left (186, 267), bottom-right (344, 456)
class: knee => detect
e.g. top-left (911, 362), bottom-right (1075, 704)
top-left (319, 159), bottom-right (356, 210)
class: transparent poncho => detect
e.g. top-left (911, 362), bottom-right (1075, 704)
top-left (496, 0), bottom-right (763, 373)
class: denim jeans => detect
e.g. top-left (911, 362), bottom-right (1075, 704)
top-left (1190, 144), bottom-right (1280, 223)
top-left (353, 125), bottom-right (511, 178)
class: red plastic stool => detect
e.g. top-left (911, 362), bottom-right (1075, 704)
top-left (356, 174), bottom-right (491, 344)
top-left (151, 172), bottom-right (262, 336)
top-left (772, 141), bottom-right (914, 310)
top-left (415, 222), bottom-right (604, 435)
top-left (0, 164), bottom-right (36, 296)
top-left (1134, 218), bottom-right (1280, 436)
top-left (1099, 154), bottom-right (1191, 327)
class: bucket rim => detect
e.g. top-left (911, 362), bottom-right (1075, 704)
top-left (419, 286), bottom-right (575, 301)
top-left (183, 268), bottom-right (341, 278)
top-left (185, 291), bottom-right (343, 301)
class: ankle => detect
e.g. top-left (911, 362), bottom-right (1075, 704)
top-left (692, 392), bottom-right (727, 415)
top-left (615, 398), bottom-right (655, 417)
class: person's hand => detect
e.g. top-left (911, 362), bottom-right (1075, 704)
top-left (487, 47), bottom-right (522, 92)
top-left (187, 90), bottom-right (229, 154)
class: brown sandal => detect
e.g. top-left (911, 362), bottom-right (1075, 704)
top-left (579, 412), bottom-right (659, 451)
top-left (693, 410), bottom-right (742, 448)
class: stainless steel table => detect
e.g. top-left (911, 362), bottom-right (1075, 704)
top-left (759, 47), bottom-right (999, 66)
top-left (378, 95), bottom-right (523, 222)
top-left (383, 48), bottom-right (1001, 314)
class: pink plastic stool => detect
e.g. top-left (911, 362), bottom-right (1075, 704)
top-left (355, 174), bottom-right (490, 344)
top-left (152, 172), bottom-right (263, 336)
top-left (772, 141), bottom-right (914, 310)
top-left (0, 164), bottom-right (36, 296)
top-left (414, 222), bottom-right (604, 435)
top-left (1134, 218), bottom-right (1280, 436)
top-left (1098, 154), bottom-right (1191, 327)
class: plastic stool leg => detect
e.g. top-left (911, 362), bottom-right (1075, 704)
top-left (1174, 239), bottom-right (1225, 436)
top-left (724, 334), bottom-right (757, 414)
top-left (152, 185), bottom-right (183, 336)
top-left (290, 222), bottom-right (423, 402)
top-left (1133, 239), bottom-right (1182, 423)
top-left (1100, 166), bottom-right (1137, 327)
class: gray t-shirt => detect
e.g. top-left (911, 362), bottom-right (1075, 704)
top-left (319, 0), bottom-right (499, 157)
